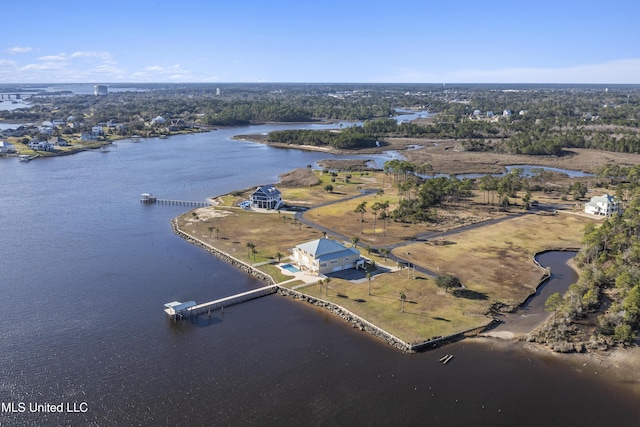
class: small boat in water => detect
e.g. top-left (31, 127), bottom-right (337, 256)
top-left (99, 146), bottom-right (110, 153)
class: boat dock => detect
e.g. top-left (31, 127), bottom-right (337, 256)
top-left (165, 284), bottom-right (279, 321)
top-left (141, 193), bottom-right (210, 207)
top-left (19, 154), bottom-right (40, 162)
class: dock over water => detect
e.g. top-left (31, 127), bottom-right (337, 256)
top-left (141, 193), bottom-right (210, 207)
top-left (165, 284), bottom-right (279, 321)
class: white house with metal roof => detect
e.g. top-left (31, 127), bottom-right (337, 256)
top-left (584, 193), bottom-right (621, 216)
top-left (291, 237), bottom-right (362, 275)
top-left (250, 185), bottom-right (283, 210)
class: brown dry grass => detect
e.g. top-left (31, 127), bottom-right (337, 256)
top-left (396, 138), bottom-right (640, 174)
top-left (296, 271), bottom-right (491, 343)
top-left (395, 212), bottom-right (597, 304)
top-left (176, 163), bottom-right (605, 345)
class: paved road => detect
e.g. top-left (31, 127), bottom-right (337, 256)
top-left (293, 190), bottom-right (554, 278)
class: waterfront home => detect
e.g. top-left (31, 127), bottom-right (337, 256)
top-left (0, 141), bottom-right (16, 153)
top-left (250, 185), bottom-right (282, 210)
top-left (48, 136), bottom-right (69, 146)
top-left (291, 237), bottom-right (362, 275)
top-left (584, 193), bottom-right (621, 216)
top-left (151, 116), bottom-right (167, 126)
top-left (28, 140), bottom-right (53, 151)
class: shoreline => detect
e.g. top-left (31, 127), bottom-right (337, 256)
top-left (173, 212), bottom-right (640, 396)
top-left (170, 217), bottom-right (491, 353)
top-left (473, 336), bottom-right (640, 397)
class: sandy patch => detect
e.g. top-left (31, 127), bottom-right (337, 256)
top-left (186, 207), bottom-right (233, 223)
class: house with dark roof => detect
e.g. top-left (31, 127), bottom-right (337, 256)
top-left (291, 237), bottom-right (362, 275)
top-left (250, 185), bottom-right (282, 210)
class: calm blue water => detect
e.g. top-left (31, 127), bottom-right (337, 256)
top-left (0, 127), bottom-right (638, 426)
top-left (280, 264), bottom-right (301, 273)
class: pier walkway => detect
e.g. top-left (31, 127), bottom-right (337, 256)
top-left (165, 284), bottom-right (279, 321)
top-left (141, 193), bottom-right (210, 207)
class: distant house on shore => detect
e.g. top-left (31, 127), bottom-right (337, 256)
top-left (291, 237), bottom-right (362, 275)
top-left (28, 140), bottom-right (53, 151)
top-left (584, 193), bottom-right (621, 216)
top-left (151, 116), bottom-right (166, 126)
top-left (0, 141), bottom-right (16, 153)
top-left (250, 185), bottom-right (282, 210)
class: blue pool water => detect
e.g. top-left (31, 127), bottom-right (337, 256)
top-left (281, 263), bottom-right (300, 273)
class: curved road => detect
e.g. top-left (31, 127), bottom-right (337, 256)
top-left (294, 192), bottom-right (556, 278)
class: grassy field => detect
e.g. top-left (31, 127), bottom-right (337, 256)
top-left (396, 212), bottom-right (597, 304)
top-left (293, 271), bottom-right (491, 343)
top-left (176, 170), bottom-right (600, 345)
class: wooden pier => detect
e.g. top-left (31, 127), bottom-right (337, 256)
top-left (141, 193), bottom-right (210, 207)
top-left (165, 284), bottom-right (279, 321)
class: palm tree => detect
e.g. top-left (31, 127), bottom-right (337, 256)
top-left (324, 277), bottom-right (331, 297)
top-left (380, 200), bottom-right (390, 236)
top-left (366, 272), bottom-right (372, 296)
top-left (399, 291), bottom-right (407, 313)
top-left (380, 248), bottom-right (389, 260)
top-left (371, 202), bottom-right (382, 238)
top-left (214, 227), bottom-right (219, 240)
top-left (246, 242), bottom-right (255, 259)
top-left (354, 201), bottom-right (367, 233)
top-left (251, 247), bottom-right (258, 262)
top-left (317, 279), bottom-right (323, 293)
top-left (397, 261), bottom-right (405, 274)
top-left (275, 252), bottom-right (284, 263)
top-left (208, 226), bottom-right (214, 238)
top-left (351, 235), bottom-right (360, 248)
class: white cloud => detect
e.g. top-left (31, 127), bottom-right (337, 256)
top-left (38, 54), bottom-right (68, 61)
top-left (378, 59), bottom-right (640, 84)
top-left (70, 51), bottom-right (116, 65)
top-left (21, 62), bottom-right (66, 71)
top-left (6, 46), bottom-right (32, 54)
top-left (134, 64), bottom-right (192, 81)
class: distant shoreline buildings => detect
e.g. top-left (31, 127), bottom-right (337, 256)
top-left (94, 85), bottom-right (108, 96)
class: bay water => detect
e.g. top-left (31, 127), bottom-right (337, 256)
top-left (1, 127), bottom-right (638, 426)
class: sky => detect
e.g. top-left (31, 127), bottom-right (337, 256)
top-left (2, 0), bottom-right (639, 84)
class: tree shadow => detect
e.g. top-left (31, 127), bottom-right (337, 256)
top-left (452, 289), bottom-right (489, 300)
top-left (431, 317), bottom-right (451, 322)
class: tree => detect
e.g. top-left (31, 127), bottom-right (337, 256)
top-left (251, 247), bottom-right (258, 261)
top-left (521, 191), bottom-right (531, 210)
top-left (366, 272), bottom-right (372, 296)
top-left (571, 182), bottom-right (588, 200)
top-left (246, 242), bottom-right (255, 259)
top-left (545, 292), bottom-right (564, 325)
top-left (399, 291), bottom-right (407, 312)
top-left (208, 226), bottom-right (214, 238)
top-left (324, 277), bottom-right (331, 297)
top-left (380, 248), bottom-right (389, 260)
top-left (324, 184), bottom-right (334, 193)
top-left (435, 274), bottom-right (462, 293)
top-left (371, 201), bottom-right (382, 238)
top-left (351, 235), bottom-right (360, 248)
top-left (275, 252), bottom-right (284, 263)
top-left (354, 201), bottom-right (367, 233)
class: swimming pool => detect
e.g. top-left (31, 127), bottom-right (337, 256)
top-left (280, 263), bottom-right (301, 273)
